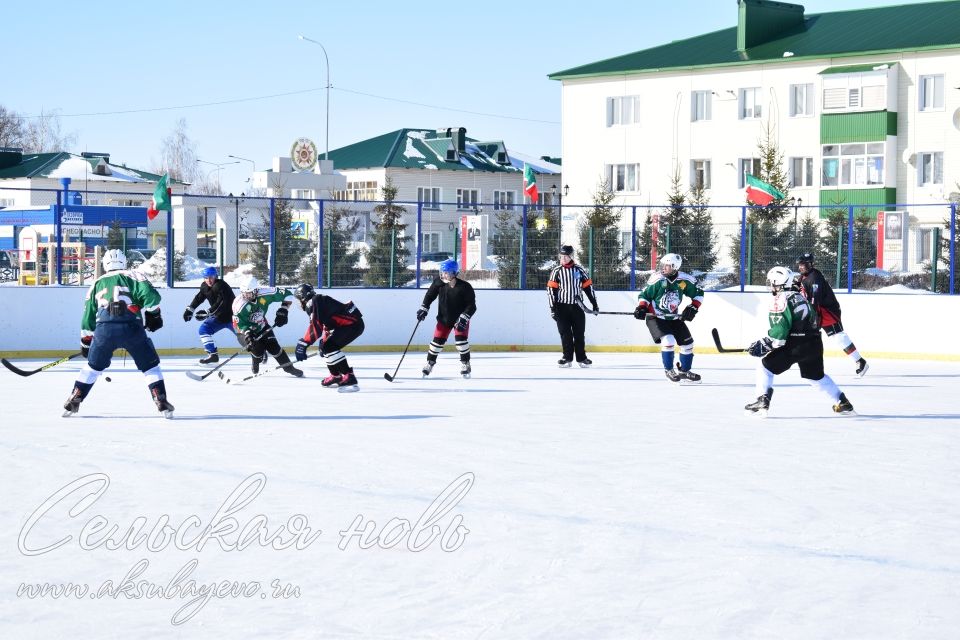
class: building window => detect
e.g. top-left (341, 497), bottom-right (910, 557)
top-left (739, 87), bottom-right (762, 119)
top-left (605, 164), bottom-right (640, 192)
top-left (691, 91), bottom-right (712, 122)
top-left (691, 159), bottom-right (711, 189)
top-left (789, 157), bottom-right (814, 187)
top-left (456, 188), bottom-right (479, 210)
top-left (421, 232), bottom-right (441, 253)
top-left (291, 189), bottom-right (315, 199)
top-left (822, 72), bottom-right (887, 112)
top-left (738, 158), bottom-right (761, 189)
top-left (418, 187), bottom-right (441, 210)
top-left (918, 152), bottom-right (944, 186)
top-left (493, 190), bottom-right (515, 211)
top-left (919, 75), bottom-right (944, 111)
top-left (336, 181), bottom-right (377, 201)
top-left (789, 83), bottom-right (814, 117)
top-left (821, 143), bottom-right (885, 187)
top-left (606, 96), bottom-right (641, 126)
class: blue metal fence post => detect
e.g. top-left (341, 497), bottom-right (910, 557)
top-left (56, 179), bottom-right (69, 285)
top-left (317, 199), bottom-right (325, 288)
top-left (166, 194), bottom-right (174, 288)
top-left (268, 198), bottom-right (276, 286)
top-left (630, 206), bottom-right (637, 291)
top-left (415, 202), bottom-right (423, 288)
top-left (738, 206), bottom-right (747, 292)
top-left (950, 202), bottom-right (957, 295)
top-left (846, 205), bottom-right (854, 293)
top-left (520, 204), bottom-right (528, 289)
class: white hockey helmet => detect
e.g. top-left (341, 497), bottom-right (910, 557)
top-left (102, 248), bottom-right (127, 272)
top-left (240, 275), bottom-right (260, 300)
top-left (767, 266), bottom-right (795, 293)
top-left (660, 253), bottom-right (682, 276)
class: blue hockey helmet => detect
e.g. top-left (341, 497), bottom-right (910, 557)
top-left (201, 266), bottom-right (218, 279)
top-left (439, 259), bottom-right (459, 275)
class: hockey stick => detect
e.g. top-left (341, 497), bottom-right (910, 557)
top-left (383, 320), bottom-right (422, 382)
top-left (217, 352), bottom-right (316, 385)
top-left (1, 352), bottom-right (83, 377)
top-left (193, 309), bottom-right (209, 321)
top-left (711, 328), bottom-right (747, 353)
top-left (185, 352), bottom-right (240, 381)
top-left (596, 311), bottom-right (635, 316)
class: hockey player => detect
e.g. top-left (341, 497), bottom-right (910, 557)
top-left (232, 276), bottom-right (302, 377)
top-left (744, 266), bottom-right (855, 417)
top-left (293, 284), bottom-right (364, 392)
top-left (633, 253), bottom-right (703, 383)
top-left (416, 259), bottom-right (477, 378)
top-left (63, 249), bottom-right (173, 417)
top-left (796, 252), bottom-right (868, 376)
top-left (547, 245), bottom-right (598, 368)
top-left (183, 266), bottom-right (236, 364)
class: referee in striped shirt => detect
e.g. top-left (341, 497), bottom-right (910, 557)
top-left (547, 245), bottom-right (599, 367)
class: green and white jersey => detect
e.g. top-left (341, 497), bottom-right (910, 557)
top-left (231, 287), bottom-right (293, 334)
top-left (637, 272), bottom-right (704, 320)
top-left (80, 270), bottom-right (161, 339)
top-left (766, 290), bottom-right (820, 347)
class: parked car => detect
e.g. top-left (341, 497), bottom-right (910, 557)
top-left (196, 247), bottom-right (217, 262)
top-left (125, 249), bottom-right (150, 267)
top-left (420, 251), bottom-right (453, 263)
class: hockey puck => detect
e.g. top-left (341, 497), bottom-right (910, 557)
top-left (105, 376), bottom-right (112, 382)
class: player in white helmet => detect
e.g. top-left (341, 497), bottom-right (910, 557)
top-left (231, 276), bottom-right (301, 377)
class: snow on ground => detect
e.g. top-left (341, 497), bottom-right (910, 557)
top-left (1, 352), bottom-right (958, 639)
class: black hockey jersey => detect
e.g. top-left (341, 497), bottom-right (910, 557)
top-left (188, 279), bottom-right (236, 323)
top-left (799, 267), bottom-right (841, 325)
top-left (421, 277), bottom-right (477, 327)
top-left (302, 295), bottom-right (362, 345)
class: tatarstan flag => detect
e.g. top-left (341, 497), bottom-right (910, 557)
top-left (745, 174), bottom-right (785, 206)
top-left (147, 174), bottom-right (172, 220)
top-left (523, 164), bottom-right (538, 203)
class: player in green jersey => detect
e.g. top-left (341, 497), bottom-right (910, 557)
top-left (633, 253), bottom-right (704, 383)
top-left (744, 266), bottom-right (855, 417)
top-left (63, 249), bottom-right (173, 417)
top-left (231, 276), bottom-right (302, 377)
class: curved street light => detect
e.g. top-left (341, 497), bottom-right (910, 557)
top-left (298, 35), bottom-right (331, 161)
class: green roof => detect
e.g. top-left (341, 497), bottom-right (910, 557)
top-left (328, 128), bottom-right (523, 173)
top-left (550, 1), bottom-right (960, 79)
top-left (0, 150), bottom-right (172, 182)
top-left (819, 62), bottom-right (895, 74)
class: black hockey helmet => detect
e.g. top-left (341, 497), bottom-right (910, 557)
top-left (294, 283), bottom-right (315, 310)
top-left (797, 252), bottom-right (814, 265)
top-left (560, 245), bottom-right (574, 257)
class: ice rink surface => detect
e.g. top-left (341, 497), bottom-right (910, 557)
top-left (1, 351), bottom-right (958, 639)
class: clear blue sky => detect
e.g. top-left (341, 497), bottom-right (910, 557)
top-left (5, 0), bottom-right (933, 195)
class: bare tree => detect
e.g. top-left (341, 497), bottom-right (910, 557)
top-left (157, 118), bottom-right (200, 184)
top-left (0, 105), bottom-right (26, 148)
top-left (22, 108), bottom-right (77, 152)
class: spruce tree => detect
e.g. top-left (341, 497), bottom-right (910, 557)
top-left (577, 181), bottom-right (626, 289)
top-left (492, 204), bottom-right (559, 289)
top-left (685, 182), bottom-right (718, 276)
top-left (249, 196), bottom-right (311, 286)
top-left (106, 220), bottom-right (125, 250)
top-left (818, 203), bottom-right (876, 289)
top-left (364, 178), bottom-right (410, 287)
top-left (303, 203), bottom-right (362, 287)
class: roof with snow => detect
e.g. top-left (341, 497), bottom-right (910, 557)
top-left (0, 150), bottom-right (172, 183)
top-left (325, 128), bottom-right (561, 174)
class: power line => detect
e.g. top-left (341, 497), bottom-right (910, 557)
top-left (15, 86), bottom-right (559, 125)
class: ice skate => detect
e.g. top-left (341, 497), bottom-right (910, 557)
top-left (676, 364), bottom-right (702, 384)
top-left (558, 358), bottom-right (572, 368)
top-left (149, 384), bottom-right (175, 419)
top-left (855, 358), bottom-right (869, 377)
top-left (251, 356), bottom-right (260, 375)
top-left (282, 364), bottom-right (303, 378)
top-left (199, 352), bottom-right (219, 365)
top-left (321, 372), bottom-right (341, 388)
top-left (337, 370), bottom-right (359, 393)
top-left (744, 389), bottom-right (773, 418)
top-left (578, 358), bottom-right (593, 368)
top-left (62, 395), bottom-right (81, 417)
top-left (460, 361), bottom-right (471, 378)
top-left (664, 367), bottom-right (683, 383)
top-left (422, 361), bottom-right (435, 377)
top-left (832, 393), bottom-right (856, 416)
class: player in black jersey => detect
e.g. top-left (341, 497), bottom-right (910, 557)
top-left (293, 284), bottom-right (365, 392)
top-left (183, 266), bottom-right (236, 364)
top-left (416, 259), bottom-right (477, 378)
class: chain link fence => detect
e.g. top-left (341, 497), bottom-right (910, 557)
top-left (0, 187), bottom-right (955, 294)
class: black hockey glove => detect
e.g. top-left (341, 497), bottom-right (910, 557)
top-left (416, 305), bottom-right (429, 322)
top-left (80, 336), bottom-right (92, 358)
top-left (454, 313), bottom-right (470, 332)
top-left (274, 306), bottom-right (289, 327)
top-left (747, 337), bottom-right (774, 358)
top-left (592, 305), bottom-right (599, 316)
top-left (681, 305), bottom-right (698, 322)
top-left (294, 339), bottom-right (309, 361)
top-left (144, 310), bottom-right (163, 332)
top-left (633, 305), bottom-right (647, 320)
top-left (183, 307), bottom-right (194, 322)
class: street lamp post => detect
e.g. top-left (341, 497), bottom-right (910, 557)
top-left (227, 155), bottom-right (256, 183)
top-left (298, 35), bottom-right (331, 161)
top-left (196, 159), bottom-right (239, 192)
top-left (551, 184), bottom-right (570, 253)
top-left (789, 196), bottom-right (803, 249)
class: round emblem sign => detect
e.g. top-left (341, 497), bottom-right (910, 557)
top-left (290, 138), bottom-right (318, 171)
